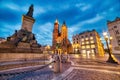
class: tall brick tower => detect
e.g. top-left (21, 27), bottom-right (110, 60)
top-left (52, 19), bottom-right (59, 49)
top-left (61, 21), bottom-right (68, 52)
top-left (52, 19), bottom-right (72, 54)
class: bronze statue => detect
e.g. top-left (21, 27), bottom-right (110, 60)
top-left (26, 4), bottom-right (34, 17)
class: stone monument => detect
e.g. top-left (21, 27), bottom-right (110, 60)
top-left (22, 4), bottom-right (35, 32)
top-left (0, 4), bottom-right (41, 52)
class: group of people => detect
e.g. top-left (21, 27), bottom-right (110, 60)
top-left (51, 52), bottom-right (69, 63)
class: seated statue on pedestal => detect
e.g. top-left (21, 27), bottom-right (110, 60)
top-left (26, 4), bottom-right (34, 17)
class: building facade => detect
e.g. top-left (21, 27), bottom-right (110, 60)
top-left (52, 19), bottom-right (72, 54)
top-left (72, 30), bottom-right (104, 58)
top-left (107, 17), bottom-right (120, 54)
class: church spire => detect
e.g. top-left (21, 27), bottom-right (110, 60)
top-left (63, 21), bottom-right (66, 25)
top-left (55, 19), bottom-right (59, 24)
top-left (62, 21), bottom-right (66, 26)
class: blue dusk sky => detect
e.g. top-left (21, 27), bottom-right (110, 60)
top-left (0, 0), bottom-right (120, 45)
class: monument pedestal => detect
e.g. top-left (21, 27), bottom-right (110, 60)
top-left (22, 15), bottom-right (35, 32)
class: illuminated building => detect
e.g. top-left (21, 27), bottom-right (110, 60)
top-left (72, 29), bottom-right (104, 58)
top-left (107, 17), bottom-right (120, 54)
top-left (52, 19), bottom-right (72, 54)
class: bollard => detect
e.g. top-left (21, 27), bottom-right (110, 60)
top-left (53, 53), bottom-right (61, 73)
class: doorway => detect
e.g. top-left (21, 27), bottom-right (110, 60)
top-left (87, 51), bottom-right (90, 58)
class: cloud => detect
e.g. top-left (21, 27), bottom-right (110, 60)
top-left (83, 14), bottom-right (104, 23)
top-left (2, 3), bottom-right (19, 11)
top-left (33, 5), bottom-right (46, 17)
top-left (68, 13), bottom-right (104, 41)
top-left (0, 23), bottom-right (21, 38)
top-left (70, 14), bottom-right (103, 29)
top-left (33, 22), bottom-right (53, 45)
top-left (75, 3), bottom-right (85, 7)
top-left (75, 3), bottom-right (92, 11)
top-left (68, 27), bottom-right (79, 41)
top-left (81, 4), bottom-right (91, 11)
top-left (0, 0), bottom-right (120, 46)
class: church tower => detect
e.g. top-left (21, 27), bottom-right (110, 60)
top-left (52, 19), bottom-right (72, 54)
top-left (61, 21), bottom-right (68, 52)
top-left (52, 19), bottom-right (59, 49)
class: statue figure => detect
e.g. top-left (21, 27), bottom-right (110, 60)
top-left (26, 4), bottom-right (34, 17)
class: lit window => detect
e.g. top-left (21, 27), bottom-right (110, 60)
top-left (90, 41), bottom-right (94, 43)
top-left (90, 37), bottom-right (93, 39)
top-left (82, 42), bottom-right (84, 44)
top-left (85, 38), bottom-right (88, 40)
top-left (86, 41), bottom-right (89, 44)
top-left (86, 45), bottom-right (90, 48)
top-left (91, 45), bottom-right (95, 48)
top-left (82, 46), bottom-right (85, 49)
top-left (91, 49), bottom-right (94, 53)
top-left (82, 50), bottom-right (86, 53)
top-left (81, 39), bottom-right (84, 41)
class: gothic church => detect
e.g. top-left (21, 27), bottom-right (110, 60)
top-left (52, 19), bottom-right (72, 54)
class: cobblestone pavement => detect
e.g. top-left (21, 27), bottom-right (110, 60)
top-left (1, 54), bottom-right (120, 80)
top-left (54, 55), bottom-right (120, 80)
top-left (56, 64), bottom-right (120, 80)
top-left (0, 62), bottom-right (71, 80)
top-left (22, 62), bottom-right (71, 80)
top-left (63, 69), bottom-right (120, 80)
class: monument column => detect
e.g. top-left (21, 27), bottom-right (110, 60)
top-left (21, 4), bottom-right (35, 32)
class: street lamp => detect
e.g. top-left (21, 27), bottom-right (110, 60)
top-left (103, 32), bottom-right (118, 64)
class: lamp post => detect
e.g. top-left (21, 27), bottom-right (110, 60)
top-left (103, 32), bottom-right (118, 64)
